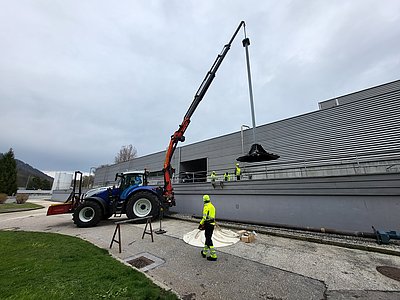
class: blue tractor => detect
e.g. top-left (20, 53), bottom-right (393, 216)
top-left (48, 170), bottom-right (166, 227)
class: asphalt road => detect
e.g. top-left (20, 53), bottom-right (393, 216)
top-left (1, 200), bottom-right (400, 300)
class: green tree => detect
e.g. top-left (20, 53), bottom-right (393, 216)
top-left (41, 179), bottom-right (51, 190)
top-left (0, 155), bottom-right (3, 192)
top-left (27, 177), bottom-right (42, 190)
top-left (0, 148), bottom-right (18, 195)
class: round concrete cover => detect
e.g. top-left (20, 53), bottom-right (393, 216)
top-left (183, 227), bottom-right (240, 247)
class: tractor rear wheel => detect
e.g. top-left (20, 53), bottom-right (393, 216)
top-left (73, 201), bottom-right (103, 227)
top-left (126, 191), bottom-right (159, 219)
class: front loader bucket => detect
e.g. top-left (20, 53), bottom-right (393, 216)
top-left (46, 202), bottom-right (74, 216)
top-left (237, 143), bottom-right (279, 163)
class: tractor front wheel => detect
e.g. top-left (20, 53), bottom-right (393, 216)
top-left (126, 191), bottom-right (158, 219)
top-left (73, 201), bottom-right (103, 227)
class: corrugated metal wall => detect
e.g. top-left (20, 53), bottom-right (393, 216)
top-left (319, 79), bottom-right (400, 108)
top-left (171, 173), bottom-right (400, 232)
top-left (262, 90), bottom-right (400, 163)
top-left (94, 79), bottom-right (400, 185)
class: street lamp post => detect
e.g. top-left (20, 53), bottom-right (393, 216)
top-left (237, 26), bottom-right (280, 163)
top-left (241, 125), bottom-right (251, 155)
top-left (242, 37), bottom-right (257, 144)
top-left (89, 167), bottom-right (96, 188)
top-left (25, 175), bottom-right (32, 189)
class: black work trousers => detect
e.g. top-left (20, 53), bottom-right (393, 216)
top-left (204, 223), bottom-right (215, 247)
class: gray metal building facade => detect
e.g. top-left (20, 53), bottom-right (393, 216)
top-left (93, 80), bottom-right (400, 233)
top-left (95, 79), bottom-right (400, 186)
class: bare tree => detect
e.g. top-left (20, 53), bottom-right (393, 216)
top-left (115, 144), bottom-right (137, 163)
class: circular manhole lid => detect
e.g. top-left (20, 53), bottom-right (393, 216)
top-left (376, 266), bottom-right (400, 282)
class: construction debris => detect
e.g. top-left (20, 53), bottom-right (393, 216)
top-left (238, 230), bottom-right (257, 243)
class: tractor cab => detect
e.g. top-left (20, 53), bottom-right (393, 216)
top-left (114, 170), bottom-right (149, 200)
top-left (81, 170), bottom-right (148, 201)
top-left (116, 171), bottom-right (148, 190)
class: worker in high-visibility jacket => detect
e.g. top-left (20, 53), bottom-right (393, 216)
top-left (224, 172), bottom-right (230, 181)
top-left (198, 194), bottom-right (217, 261)
top-left (210, 171), bottom-right (217, 182)
top-left (235, 163), bottom-right (241, 180)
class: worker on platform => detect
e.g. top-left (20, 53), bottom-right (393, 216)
top-left (198, 194), bottom-right (217, 261)
top-left (224, 172), bottom-right (230, 181)
top-left (235, 163), bottom-right (241, 180)
top-left (210, 171), bottom-right (217, 182)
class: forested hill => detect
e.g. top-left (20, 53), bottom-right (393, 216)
top-left (15, 159), bottom-right (54, 188)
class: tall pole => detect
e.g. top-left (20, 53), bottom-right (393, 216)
top-left (89, 167), bottom-right (96, 188)
top-left (25, 175), bottom-right (31, 189)
top-left (242, 37), bottom-right (257, 144)
top-left (241, 125), bottom-right (250, 155)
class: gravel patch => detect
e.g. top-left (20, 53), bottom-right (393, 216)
top-left (166, 213), bottom-right (400, 257)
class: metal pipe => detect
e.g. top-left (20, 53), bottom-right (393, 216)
top-left (242, 37), bottom-right (256, 144)
top-left (89, 167), bottom-right (96, 188)
top-left (189, 215), bottom-right (375, 238)
top-left (241, 125), bottom-right (250, 155)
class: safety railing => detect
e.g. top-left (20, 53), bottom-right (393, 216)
top-left (95, 150), bottom-right (400, 187)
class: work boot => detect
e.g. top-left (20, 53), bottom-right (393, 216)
top-left (207, 246), bottom-right (217, 261)
top-left (201, 246), bottom-right (209, 258)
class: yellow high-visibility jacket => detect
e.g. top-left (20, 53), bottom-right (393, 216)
top-left (200, 202), bottom-right (216, 225)
top-left (235, 166), bottom-right (241, 176)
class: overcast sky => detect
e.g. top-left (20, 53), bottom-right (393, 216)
top-left (1, 0), bottom-right (399, 175)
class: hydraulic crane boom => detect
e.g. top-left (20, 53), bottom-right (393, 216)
top-left (163, 21), bottom-right (246, 204)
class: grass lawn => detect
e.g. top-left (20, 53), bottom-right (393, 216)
top-left (0, 231), bottom-right (177, 300)
top-left (0, 202), bottom-right (43, 213)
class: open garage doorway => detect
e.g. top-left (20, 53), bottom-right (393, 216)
top-left (179, 158), bottom-right (207, 183)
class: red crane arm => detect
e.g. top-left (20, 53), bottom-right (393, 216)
top-left (162, 21), bottom-right (246, 205)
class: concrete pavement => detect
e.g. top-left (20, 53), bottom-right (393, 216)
top-left (1, 200), bottom-right (400, 299)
